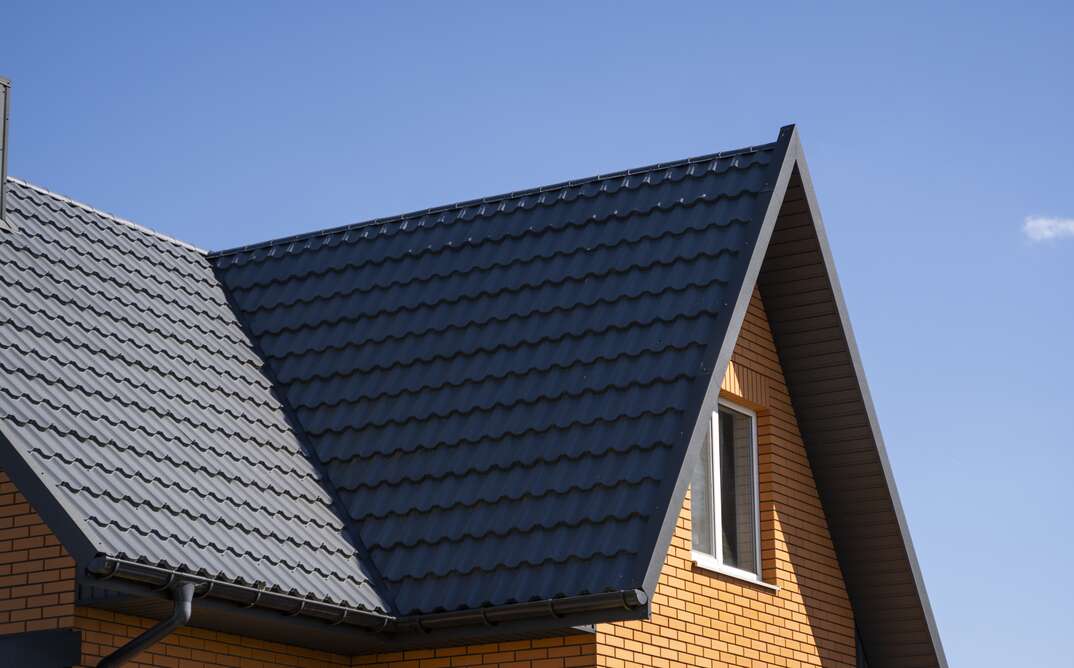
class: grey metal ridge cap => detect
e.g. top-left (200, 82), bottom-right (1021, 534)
top-left (6, 176), bottom-right (208, 255)
top-left (208, 139), bottom-right (780, 260)
top-left (87, 555), bottom-right (648, 636)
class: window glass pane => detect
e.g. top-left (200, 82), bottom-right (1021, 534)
top-left (690, 424), bottom-right (715, 555)
top-left (719, 407), bottom-right (758, 574)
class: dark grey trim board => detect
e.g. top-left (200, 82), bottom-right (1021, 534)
top-left (0, 421), bottom-right (101, 564)
top-left (636, 124), bottom-right (799, 597)
top-left (757, 155), bottom-right (947, 667)
top-left (0, 628), bottom-right (82, 668)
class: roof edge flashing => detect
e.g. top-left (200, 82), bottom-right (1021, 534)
top-left (0, 423), bottom-right (101, 564)
top-left (778, 149), bottom-right (949, 668)
top-left (634, 124), bottom-right (799, 598)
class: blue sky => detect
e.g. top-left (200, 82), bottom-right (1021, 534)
top-left (4, 2), bottom-right (1072, 664)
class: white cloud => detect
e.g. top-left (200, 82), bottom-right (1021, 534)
top-left (1024, 216), bottom-right (1074, 242)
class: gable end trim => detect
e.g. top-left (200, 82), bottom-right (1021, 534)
top-left (0, 421), bottom-right (101, 564)
top-left (635, 124), bottom-right (799, 596)
top-left (777, 150), bottom-right (948, 668)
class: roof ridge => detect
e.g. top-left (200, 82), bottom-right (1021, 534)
top-left (6, 176), bottom-right (207, 254)
top-left (209, 141), bottom-right (777, 259)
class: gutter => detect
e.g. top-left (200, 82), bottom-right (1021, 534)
top-left (98, 581), bottom-right (194, 668)
top-left (88, 556), bottom-right (648, 637)
top-left (87, 557), bottom-right (393, 631)
top-left (389, 588), bottom-right (647, 633)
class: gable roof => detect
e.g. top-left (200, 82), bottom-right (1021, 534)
top-left (0, 178), bottom-right (389, 615)
top-left (209, 138), bottom-right (780, 616)
top-left (0, 126), bottom-right (945, 665)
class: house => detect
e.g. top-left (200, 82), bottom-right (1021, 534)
top-left (0, 79), bottom-right (945, 668)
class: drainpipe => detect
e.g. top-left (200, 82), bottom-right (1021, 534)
top-left (97, 581), bottom-right (195, 668)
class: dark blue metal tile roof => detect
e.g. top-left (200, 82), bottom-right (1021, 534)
top-left (211, 144), bottom-right (778, 614)
top-left (0, 129), bottom-right (947, 664)
top-left (0, 179), bottom-right (390, 613)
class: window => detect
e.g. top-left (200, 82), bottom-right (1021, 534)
top-left (691, 400), bottom-right (761, 580)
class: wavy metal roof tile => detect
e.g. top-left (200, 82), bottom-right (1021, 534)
top-left (0, 178), bottom-right (390, 614)
top-left (0, 128), bottom-right (946, 665)
top-left (211, 142), bottom-right (779, 614)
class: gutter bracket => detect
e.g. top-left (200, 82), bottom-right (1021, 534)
top-left (97, 581), bottom-right (195, 668)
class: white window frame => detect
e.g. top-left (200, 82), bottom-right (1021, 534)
top-left (691, 398), bottom-right (773, 588)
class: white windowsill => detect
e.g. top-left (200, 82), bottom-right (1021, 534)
top-left (691, 551), bottom-right (780, 593)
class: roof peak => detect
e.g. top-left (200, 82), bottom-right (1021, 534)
top-left (209, 140), bottom-right (778, 260)
top-left (6, 176), bottom-right (207, 255)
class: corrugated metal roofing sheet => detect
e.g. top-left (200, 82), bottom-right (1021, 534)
top-left (0, 179), bottom-right (389, 613)
top-left (211, 145), bottom-right (778, 614)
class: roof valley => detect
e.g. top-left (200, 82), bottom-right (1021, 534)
top-left (210, 263), bottom-right (400, 616)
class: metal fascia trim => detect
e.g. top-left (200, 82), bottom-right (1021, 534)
top-left (634, 124), bottom-right (799, 597)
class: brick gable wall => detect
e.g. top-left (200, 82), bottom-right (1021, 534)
top-left (594, 289), bottom-right (856, 667)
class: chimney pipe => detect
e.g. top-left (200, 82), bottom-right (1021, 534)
top-left (0, 76), bottom-right (9, 225)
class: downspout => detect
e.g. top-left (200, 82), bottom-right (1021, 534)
top-left (97, 581), bottom-right (195, 668)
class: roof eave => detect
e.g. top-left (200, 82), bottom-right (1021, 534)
top-left (82, 556), bottom-right (648, 653)
top-left (776, 147), bottom-right (948, 668)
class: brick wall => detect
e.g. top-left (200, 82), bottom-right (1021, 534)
top-left (593, 289), bottom-right (857, 668)
top-left (0, 470), bottom-right (355, 667)
top-left (76, 608), bottom-right (353, 668)
top-left (0, 470), bottom-right (76, 635)
top-left (352, 636), bottom-right (597, 668)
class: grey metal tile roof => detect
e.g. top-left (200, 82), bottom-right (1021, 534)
top-left (0, 178), bottom-right (389, 613)
top-left (211, 144), bottom-right (778, 614)
top-left (0, 128), bottom-right (946, 665)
